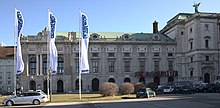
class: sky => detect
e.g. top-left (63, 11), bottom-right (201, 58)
top-left (0, 0), bottom-right (220, 46)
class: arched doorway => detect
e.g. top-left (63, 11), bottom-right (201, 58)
top-left (57, 80), bottom-right (64, 93)
top-left (92, 78), bottom-right (99, 91)
top-left (154, 77), bottom-right (160, 85)
top-left (29, 80), bottom-right (36, 90)
top-left (204, 73), bottom-right (210, 83)
top-left (124, 77), bottom-right (131, 83)
top-left (75, 79), bottom-right (83, 90)
top-left (139, 77), bottom-right (145, 84)
top-left (168, 76), bottom-right (174, 82)
top-left (108, 78), bottom-right (115, 83)
top-left (43, 80), bottom-right (47, 93)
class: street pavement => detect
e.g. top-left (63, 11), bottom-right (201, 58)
top-left (1, 93), bottom-right (220, 108)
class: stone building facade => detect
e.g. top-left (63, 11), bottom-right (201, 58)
top-left (0, 46), bottom-right (15, 94)
top-left (161, 12), bottom-right (220, 83)
top-left (19, 22), bottom-right (177, 93)
top-left (18, 12), bottom-right (220, 93)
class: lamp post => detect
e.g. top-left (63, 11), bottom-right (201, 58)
top-left (47, 67), bottom-right (52, 102)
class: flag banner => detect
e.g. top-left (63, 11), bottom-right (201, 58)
top-left (16, 9), bottom-right (24, 74)
top-left (80, 13), bottom-right (89, 73)
top-left (49, 11), bottom-right (58, 75)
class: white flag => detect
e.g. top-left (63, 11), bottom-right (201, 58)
top-left (49, 11), bottom-right (58, 75)
top-left (80, 13), bottom-right (89, 73)
top-left (15, 9), bottom-right (24, 74)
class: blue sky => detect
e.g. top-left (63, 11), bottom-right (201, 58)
top-left (0, 0), bottom-right (220, 45)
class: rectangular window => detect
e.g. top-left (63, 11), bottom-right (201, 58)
top-left (124, 61), bottom-right (130, 72)
top-left (154, 53), bottom-right (160, 57)
top-left (92, 61), bottom-right (99, 73)
top-left (206, 56), bottom-right (209, 61)
top-left (75, 53), bottom-right (79, 57)
top-left (191, 57), bottom-right (193, 62)
top-left (108, 53), bottom-right (115, 57)
top-left (124, 53), bottom-right (130, 57)
top-left (168, 53), bottom-right (173, 57)
top-left (154, 61), bottom-right (159, 71)
top-left (108, 61), bottom-right (115, 72)
top-left (190, 71), bottom-right (193, 77)
top-left (190, 42), bottom-right (193, 49)
top-left (75, 60), bottom-right (79, 73)
top-left (7, 81), bottom-right (11, 85)
top-left (92, 53), bottom-right (99, 57)
top-left (0, 73), bottom-right (2, 79)
top-left (139, 61), bottom-right (145, 71)
top-left (139, 53), bottom-right (145, 57)
top-left (7, 73), bottom-right (11, 79)
top-left (0, 81), bottom-right (2, 85)
top-left (205, 40), bottom-right (209, 48)
top-left (168, 61), bottom-right (173, 71)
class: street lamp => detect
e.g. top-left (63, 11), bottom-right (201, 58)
top-left (47, 67), bottom-right (52, 102)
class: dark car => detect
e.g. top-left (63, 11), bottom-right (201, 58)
top-left (181, 86), bottom-right (195, 94)
top-left (136, 88), bottom-right (156, 98)
top-left (173, 85), bottom-right (184, 94)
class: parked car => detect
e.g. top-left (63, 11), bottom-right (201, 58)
top-left (163, 86), bottom-right (174, 94)
top-left (136, 88), bottom-right (156, 98)
top-left (173, 85), bottom-right (184, 94)
top-left (181, 86), bottom-right (195, 94)
top-left (2, 91), bottom-right (48, 106)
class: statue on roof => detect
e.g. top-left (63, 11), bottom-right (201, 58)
top-left (193, 2), bottom-right (200, 13)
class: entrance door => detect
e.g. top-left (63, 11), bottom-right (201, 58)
top-left (57, 80), bottom-right (64, 93)
top-left (92, 78), bottom-right (99, 91)
top-left (204, 73), bottom-right (210, 83)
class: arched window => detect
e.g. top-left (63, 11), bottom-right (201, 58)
top-left (57, 57), bottom-right (64, 74)
top-left (108, 78), bottom-right (115, 83)
top-left (43, 57), bottom-right (47, 75)
top-left (29, 57), bottom-right (36, 75)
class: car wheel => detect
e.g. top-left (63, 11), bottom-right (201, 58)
top-left (33, 99), bottom-right (40, 105)
top-left (6, 100), bottom-right (13, 106)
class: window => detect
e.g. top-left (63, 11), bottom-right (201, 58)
top-left (108, 53), bottom-right (114, 57)
top-left (168, 61), bottom-right (173, 71)
top-left (92, 53), bottom-right (99, 57)
top-left (75, 53), bottom-right (79, 57)
top-left (139, 61), bottom-right (145, 71)
top-left (124, 61), bottom-right (130, 72)
top-left (92, 61), bottom-right (99, 73)
top-left (124, 53), bottom-right (130, 57)
top-left (7, 81), bottom-right (11, 85)
top-left (75, 60), bottom-right (79, 73)
top-left (168, 53), bottom-right (173, 57)
top-left (7, 72), bottom-right (11, 79)
top-left (190, 42), bottom-right (193, 49)
top-left (57, 57), bottom-right (64, 74)
top-left (154, 52), bottom-right (160, 57)
top-left (0, 81), bottom-right (2, 85)
top-left (29, 57), bottom-right (37, 75)
top-left (181, 31), bottom-right (184, 35)
top-left (139, 53), bottom-right (145, 57)
top-left (206, 56), bottom-right (209, 61)
top-left (190, 71), bottom-right (193, 77)
top-left (154, 61), bottom-right (159, 71)
top-left (205, 40), bottom-right (209, 48)
top-left (205, 24), bottom-right (209, 31)
top-left (190, 57), bottom-right (193, 62)
top-left (43, 57), bottom-right (47, 75)
top-left (108, 61), bottom-right (115, 72)
top-left (190, 28), bottom-right (193, 33)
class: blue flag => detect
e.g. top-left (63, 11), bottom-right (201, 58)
top-left (80, 12), bottom-right (89, 73)
top-left (49, 11), bottom-right (58, 75)
top-left (16, 9), bottom-right (24, 74)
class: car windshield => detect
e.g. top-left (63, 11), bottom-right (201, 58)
top-left (139, 89), bottom-right (146, 92)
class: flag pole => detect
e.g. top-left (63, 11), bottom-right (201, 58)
top-left (14, 8), bottom-right (17, 96)
top-left (79, 10), bottom-right (82, 100)
top-left (47, 9), bottom-right (50, 101)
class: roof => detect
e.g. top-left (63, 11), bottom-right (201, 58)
top-left (57, 32), bottom-right (131, 38)
top-left (131, 33), bottom-right (174, 42)
top-left (0, 46), bottom-right (14, 58)
top-left (167, 13), bottom-right (193, 25)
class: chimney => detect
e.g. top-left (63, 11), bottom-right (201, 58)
top-left (153, 20), bottom-right (158, 33)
